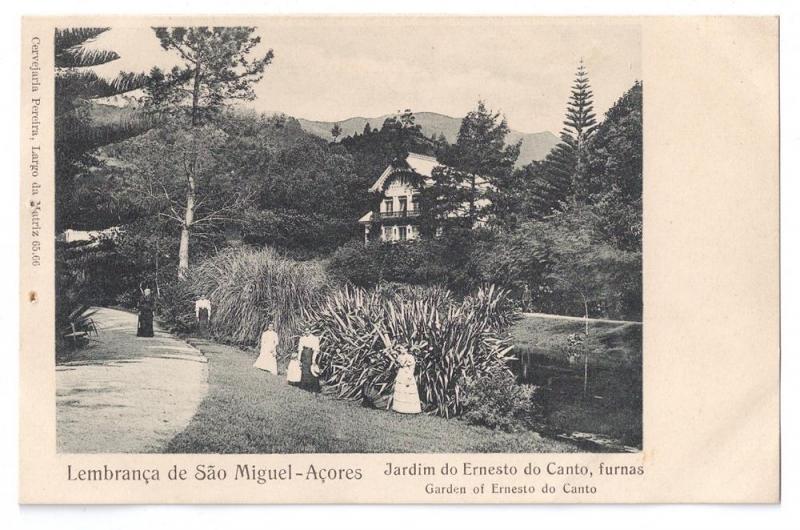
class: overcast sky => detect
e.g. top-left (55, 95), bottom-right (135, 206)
top-left (87, 19), bottom-right (641, 134)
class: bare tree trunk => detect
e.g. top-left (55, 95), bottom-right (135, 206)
top-left (580, 291), bottom-right (589, 399)
top-left (191, 62), bottom-right (202, 126)
top-left (178, 174), bottom-right (196, 279)
top-left (178, 63), bottom-right (201, 280)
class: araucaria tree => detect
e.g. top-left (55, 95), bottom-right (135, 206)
top-left (530, 60), bottom-right (598, 213)
top-left (55, 27), bottom-right (149, 231)
top-left (146, 27), bottom-right (274, 278)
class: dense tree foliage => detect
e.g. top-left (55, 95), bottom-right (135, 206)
top-left (584, 81), bottom-right (643, 251)
top-left (57, 31), bottom-right (643, 323)
top-left (55, 27), bottom-right (150, 231)
top-left (482, 80), bottom-right (643, 318)
top-left (145, 26), bottom-right (274, 277)
top-left (339, 110), bottom-right (439, 187)
top-left (225, 113), bottom-right (372, 256)
top-left (421, 101), bottom-right (520, 232)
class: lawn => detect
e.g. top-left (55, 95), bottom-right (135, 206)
top-left (165, 338), bottom-right (578, 454)
top-left (509, 315), bottom-right (643, 449)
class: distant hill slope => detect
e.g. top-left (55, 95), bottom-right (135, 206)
top-left (89, 101), bottom-right (561, 167)
top-left (293, 111), bottom-right (560, 167)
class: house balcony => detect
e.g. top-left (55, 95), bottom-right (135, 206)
top-left (373, 209), bottom-right (421, 222)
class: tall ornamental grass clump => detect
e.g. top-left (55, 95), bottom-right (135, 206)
top-left (305, 284), bottom-right (516, 418)
top-left (192, 247), bottom-right (329, 357)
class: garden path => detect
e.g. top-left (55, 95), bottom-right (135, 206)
top-left (56, 307), bottom-right (209, 453)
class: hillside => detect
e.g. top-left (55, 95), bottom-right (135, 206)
top-left (294, 111), bottom-right (560, 167)
top-left (88, 100), bottom-right (561, 167)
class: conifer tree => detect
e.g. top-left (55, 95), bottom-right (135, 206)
top-left (331, 122), bottom-right (342, 141)
top-left (145, 26), bottom-right (274, 278)
top-left (527, 59), bottom-right (598, 216)
top-left (423, 101), bottom-right (519, 230)
top-left (55, 27), bottom-right (150, 230)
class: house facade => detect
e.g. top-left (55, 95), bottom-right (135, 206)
top-left (358, 152), bottom-right (491, 244)
top-left (358, 153), bottom-right (437, 243)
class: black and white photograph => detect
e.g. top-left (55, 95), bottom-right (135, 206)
top-left (51, 20), bottom-right (643, 455)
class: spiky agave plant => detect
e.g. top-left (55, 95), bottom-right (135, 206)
top-left (305, 284), bottom-right (516, 418)
top-left (464, 284), bottom-right (518, 330)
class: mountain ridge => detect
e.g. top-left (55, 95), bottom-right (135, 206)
top-left (89, 98), bottom-right (561, 167)
top-left (288, 111), bottom-right (560, 167)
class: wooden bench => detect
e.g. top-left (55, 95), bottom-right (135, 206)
top-left (63, 319), bottom-right (99, 345)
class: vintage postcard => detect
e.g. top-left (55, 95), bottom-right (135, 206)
top-left (19, 16), bottom-right (779, 503)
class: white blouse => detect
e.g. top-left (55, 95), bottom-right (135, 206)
top-left (297, 334), bottom-right (320, 353)
top-left (260, 330), bottom-right (279, 354)
top-left (195, 299), bottom-right (212, 318)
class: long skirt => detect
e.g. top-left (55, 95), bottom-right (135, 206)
top-left (137, 310), bottom-right (154, 337)
top-left (197, 307), bottom-right (209, 336)
top-left (392, 373), bottom-right (422, 414)
top-left (253, 349), bottom-right (278, 374)
top-left (299, 346), bottom-right (320, 393)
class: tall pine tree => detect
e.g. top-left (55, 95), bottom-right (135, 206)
top-left (145, 27), bottom-right (274, 278)
top-left (526, 59), bottom-right (598, 216)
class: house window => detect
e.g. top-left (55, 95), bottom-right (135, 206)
top-left (383, 199), bottom-right (393, 214)
top-left (398, 197), bottom-right (408, 213)
top-left (411, 194), bottom-right (420, 211)
top-left (399, 226), bottom-right (407, 241)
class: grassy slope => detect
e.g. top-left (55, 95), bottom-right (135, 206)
top-left (166, 339), bottom-right (577, 454)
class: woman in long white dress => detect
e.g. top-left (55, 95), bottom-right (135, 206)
top-left (253, 322), bottom-right (279, 375)
top-left (392, 345), bottom-right (422, 414)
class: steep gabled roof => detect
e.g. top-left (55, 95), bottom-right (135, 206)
top-left (367, 152), bottom-right (492, 194)
top-left (368, 153), bottom-right (440, 192)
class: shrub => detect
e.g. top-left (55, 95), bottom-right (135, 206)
top-left (305, 284), bottom-right (516, 418)
top-left (156, 278), bottom-right (201, 334)
top-left (158, 246), bottom-right (330, 358)
top-left (326, 240), bottom-right (380, 287)
top-left (464, 284), bottom-right (518, 330)
top-left (326, 239), bottom-right (454, 290)
top-left (461, 370), bottom-right (539, 432)
top-left (198, 247), bottom-right (330, 356)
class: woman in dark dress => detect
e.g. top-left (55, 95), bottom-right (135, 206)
top-left (296, 327), bottom-right (321, 392)
top-left (136, 288), bottom-right (155, 338)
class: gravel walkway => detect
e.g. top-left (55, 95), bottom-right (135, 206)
top-left (56, 307), bottom-right (209, 453)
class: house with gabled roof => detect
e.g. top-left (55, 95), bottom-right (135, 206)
top-left (358, 153), bottom-right (491, 244)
